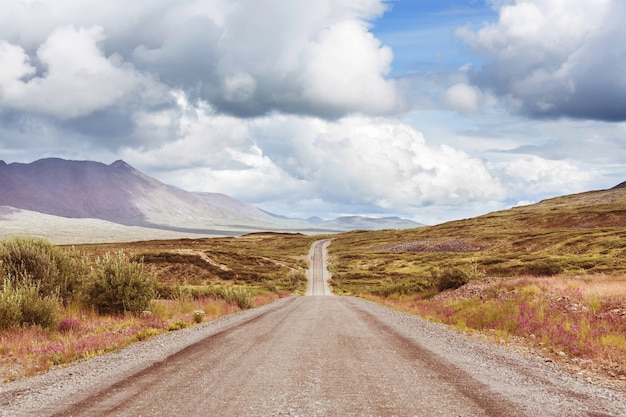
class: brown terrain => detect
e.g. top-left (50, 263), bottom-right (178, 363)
top-left (2, 240), bottom-right (626, 416)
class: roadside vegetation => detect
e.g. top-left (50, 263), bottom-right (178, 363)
top-left (0, 233), bottom-right (317, 382)
top-left (326, 187), bottom-right (626, 383)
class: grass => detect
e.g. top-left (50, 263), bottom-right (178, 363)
top-left (326, 188), bottom-right (626, 295)
top-left (365, 276), bottom-right (626, 379)
top-left (0, 292), bottom-right (278, 382)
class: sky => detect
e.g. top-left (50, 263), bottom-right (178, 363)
top-left (1, 0), bottom-right (625, 225)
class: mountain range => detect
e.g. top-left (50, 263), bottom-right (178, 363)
top-left (0, 158), bottom-right (421, 243)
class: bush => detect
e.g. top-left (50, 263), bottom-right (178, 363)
top-left (0, 237), bottom-right (81, 303)
top-left (522, 259), bottom-right (563, 276)
top-left (217, 286), bottom-right (253, 310)
top-left (18, 281), bottom-right (60, 328)
top-left (435, 267), bottom-right (471, 291)
top-left (371, 280), bottom-right (431, 297)
top-left (0, 278), bottom-right (59, 329)
top-left (431, 258), bottom-right (485, 292)
top-left (84, 251), bottom-right (156, 315)
top-left (0, 280), bottom-right (21, 329)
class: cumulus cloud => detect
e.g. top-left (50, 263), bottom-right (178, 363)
top-left (458, 0), bottom-right (626, 121)
top-left (0, 0), bottom-right (403, 121)
top-left (490, 155), bottom-right (595, 199)
top-left (125, 109), bottom-right (507, 217)
top-left (0, 25), bottom-right (145, 119)
top-left (445, 83), bottom-right (482, 114)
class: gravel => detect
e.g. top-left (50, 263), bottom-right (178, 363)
top-left (0, 299), bottom-right (290, 417)
top-left (2, 297), bottom-right (626, 416)
top-left (348, 296), bottom-right (626, 417)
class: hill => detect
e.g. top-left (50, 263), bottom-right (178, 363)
top-left (327, 185), bottom-right (626, 294)
top-left (0, 158), bottom-right (420, 241)
top-left (318, 215), bottom-right (421, 231)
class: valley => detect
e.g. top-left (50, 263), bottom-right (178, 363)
top-left (2, 240), bottom-right (626, 417)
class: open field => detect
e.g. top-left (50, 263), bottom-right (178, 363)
top-left (72, 232), bottom-right (321, 295)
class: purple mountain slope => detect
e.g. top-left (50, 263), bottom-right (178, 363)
top-left (0, 158), bottom-right (283, 231)
top-left (0, 158), bottom-right (422, 233)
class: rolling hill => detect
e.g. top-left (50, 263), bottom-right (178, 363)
top-left (326, 183), bottom-right (626, 295)
top-left (0, 158), bottom-right (421, 242)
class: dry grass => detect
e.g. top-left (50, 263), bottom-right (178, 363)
top-left (0, 292), bottom-right (280, 382)
top-left (366, 275), bottom-right (626, 383)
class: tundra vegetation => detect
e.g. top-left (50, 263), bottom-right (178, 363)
top-left (2, 187), bottom-right (626, 384)
top-left (0, 233), bottom-right (314, 382)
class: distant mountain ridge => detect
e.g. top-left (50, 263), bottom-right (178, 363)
top-left (0, 158), bottom-right (422, 236)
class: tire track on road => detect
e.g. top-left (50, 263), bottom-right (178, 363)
top-left (306, 238), bottom-right (332, 296)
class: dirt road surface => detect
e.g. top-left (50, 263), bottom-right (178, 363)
top-left (306, 238), bottom-right (332, 296)
top-left (2, 240), bottom-right (626, 416)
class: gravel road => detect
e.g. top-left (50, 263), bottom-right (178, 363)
top-left (2, 240), bottom-right (626, 416)
top-left (306, 238), bottom-right (332, 296)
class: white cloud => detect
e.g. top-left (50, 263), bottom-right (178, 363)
top-left (302, 20), bottom-right (403, 115)
top-left (459, 0), bottom-right (626, 121)
top-left (491, 155), bottom-right (594, 196)
top-left (126, 105), bottom-right (506, 216)
top-left (0, 0), bottom-right (402, 120)
top-left (445, 83), bottom-right (482, 114)
top-left (0, 26), bottom-right (142, 119)
top-left (0, 40), bottom-right (35, 86)
top-left (221, 72), bottom-right (257, 103)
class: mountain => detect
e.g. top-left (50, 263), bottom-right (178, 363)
top-left (318, 216), bottom-right (422, 231)
top-left (194, 192), bottom-right (307, 227)
top-left (0, 158), bottom-right (420, 240)
top-left (0, 158), bottom-right (315, 233)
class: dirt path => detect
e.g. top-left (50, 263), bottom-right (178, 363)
top-left (2, 241), bottom-right (626, 416)
top-left (306, 238), bottom-right (332, 296)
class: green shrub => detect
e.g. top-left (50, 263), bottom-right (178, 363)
top-left (371, 280), bottom-right (431, 297)
top-left (218, 286), bottom-right (253, 310)
top-left (0, 280), bottom-right (21, 329)
top-left (192, 310), bottom-right (205, 323)
top-left (435, 267), bottom-right (471, 291)
top-left (85, 251), bottom-right (156, 315)
top-left (0, 278), bottom-right (59, 329)
top-left (0, 237), bottom-right (81, 303)
top-left (522, 259), bottom-right (563, 276)
top-left (17, 280), bottom-right (59, 329)
top-left (167, 320), bottom-right (189, 331)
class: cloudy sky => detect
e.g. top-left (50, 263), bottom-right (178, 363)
top-left (1, 0), bottom-right (625, 224)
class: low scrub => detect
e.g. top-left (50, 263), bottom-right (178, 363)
top-left (217, 286), bottom-right (254, 310)
top-left (433, 267), bottom-right (472, 291)
top-left (0, 236), bottom-right (81, 303)
top-left (370, 280), bottom-right (430, 297)
top-left (84, 251), bottom-right (156, 315)
top-left (0, 278), bottom-right (59, 330)
top-left (369, 277), bottom-right (626, 379)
